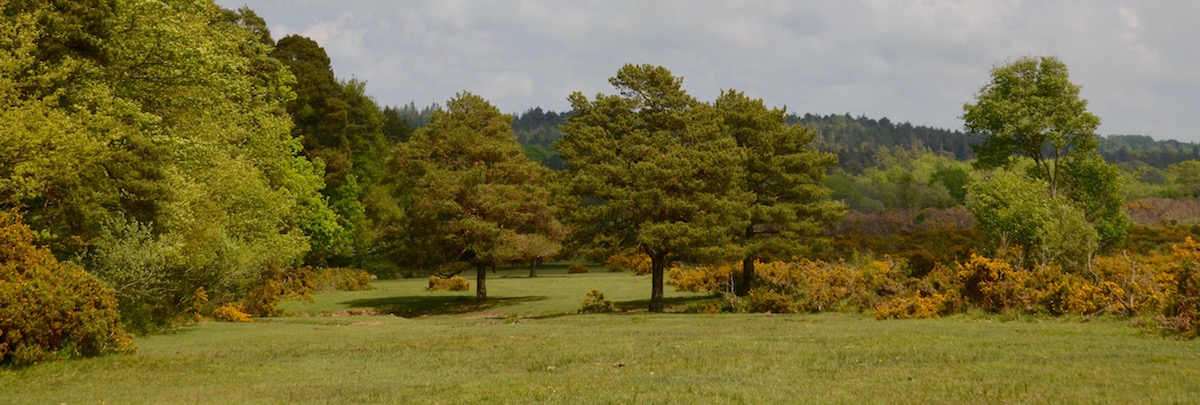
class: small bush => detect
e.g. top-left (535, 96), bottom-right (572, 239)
top-left (567, 264), bottom-right (590, 274)
top-left (739, 289), bottom-right (797, 314)
top-left (580, 289), bottom-right (616, 313)
top-left (242, 265), bottom-right (315, 317)
top-left (1157, 237), bottom-right (1200, 338)
top-left (957, 254), bottom-right (1032, 313)
top-left (0, 211), bottom-right (134, 366)
top-left (212, 303), bottom-right (252, 323)
top-left (428, 275), bottom-right (471, 291)
top-left (312, 267), bottom-right (374, 292)
top-left (669, 264), bottom-right (735, 293)
top-left (874, 292), bottom-right (950, 319)
top-left (605, 251), bottom-right (651, 275)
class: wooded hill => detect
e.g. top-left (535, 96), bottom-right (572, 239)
top-left (496, 107), bottom-right (1199, 172)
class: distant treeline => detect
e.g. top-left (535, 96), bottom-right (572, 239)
top-left (474, 107), bottom-right (1198, 172)
top-left (1100, 134), bottom-right (1200, 168)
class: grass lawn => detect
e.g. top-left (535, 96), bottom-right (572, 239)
top-left (3, 266), bottom-right (1199, 404)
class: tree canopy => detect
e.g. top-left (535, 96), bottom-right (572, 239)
top-left (0, 0), bottom-right (334, 328)
top-left (963, 56), bottom-right (1101, 197)
top-left (714, 90), bottom-right (845, 295)
top-left (378, 93), bottom-right (563, 299)
top-left (559, 64), bottom-right (751, 312)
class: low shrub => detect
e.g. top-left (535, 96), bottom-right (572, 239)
top-left (957, 254), bottom-right (1033, 313)
top-left (428, 275), bottom-right (470, 291)
top-left (1156, 237), bottom-right (1200, 338)
top-left (0, 211), bottom-right (134, 366)
top-left (605, 251), bottom-right (651, 275)
top-left (669, 263), bottom-right (735, 293)
top-left (212, 303), bottom-right (252, 323)
top-left (874, 292), bottom-right (950, 319)
top-left (312, 267), bottom-right (374, 292)
top-left (580, 289), bottom-right (616, 313)
top-left (242, 265), bottom-right (315, 317)
top-left (567, 264), bottom-right (590, 274)
top-left (739, 289), bottom-right (797, 314)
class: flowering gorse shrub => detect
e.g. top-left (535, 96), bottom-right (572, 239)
top-left (212, 303), bottom-right (252, 323)
top-left (580, 289), bottom-right (616, 313)
top-left (0, 211), bottom-right (134, 366)
top-left (428, 275), bottom-right (470, 291)
top-left (605, 251), bottom-right (651, 275)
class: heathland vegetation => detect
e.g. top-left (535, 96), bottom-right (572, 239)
top-left (3, 2), bottom-right (1200, 400)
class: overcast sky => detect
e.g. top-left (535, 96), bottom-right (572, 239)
top-left (215, 0), bottom-right (1200, 142)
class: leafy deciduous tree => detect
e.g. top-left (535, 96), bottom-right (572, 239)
top-left (963, 56), bottom-right (1100, 198)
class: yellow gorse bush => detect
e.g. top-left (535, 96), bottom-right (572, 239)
top-left (605, 251), bottom-right (652, 275)
top-left (428, 275), bottom-right (470, 291)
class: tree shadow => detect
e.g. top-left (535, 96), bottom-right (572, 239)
top-left (340, 295), bottom-right (546, 318)
top-left (528, 295), bottom-right (718, 320)
top-left (611, 295), bottom-right (715, 311)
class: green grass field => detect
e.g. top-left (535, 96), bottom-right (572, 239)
top-left (3, 265), bottom-right (1199, 404)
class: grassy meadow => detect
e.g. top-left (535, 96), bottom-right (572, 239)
top-left (3, 265), bottom-right (1199, 404)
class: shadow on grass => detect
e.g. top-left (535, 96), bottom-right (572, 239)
top-left (612, 295), bottom-right (715, 311)
top-left (340, 295), bottom-right (546, 318)
top-left (529, 295), bottom-right (718, 320)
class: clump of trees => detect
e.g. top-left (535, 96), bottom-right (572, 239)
top-left (559, 64), bottom-right (844, 311)
top-left (962, 56), bottom-right (1130, 268)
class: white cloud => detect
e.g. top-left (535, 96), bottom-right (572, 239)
top-left (219, 0), bottom-right (1200, 142)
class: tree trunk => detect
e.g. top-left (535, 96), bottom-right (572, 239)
top-left (650, 253), bottom-right (665, 312)
top-left (529, 257), bottom-right (542, 278)
top-left (476, 264), bottom-right (487, 300)
top-left (737, 255), bottom-right (755, 296)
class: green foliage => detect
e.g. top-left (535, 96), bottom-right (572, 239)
top-left (379, 93), bottom-right (564, 299)
top-left (789, 113), bottom-right (977, 169)
top-left (930, 165), bottom-right (970, 204)
top-left (1061, 155), bottom-right (1131, 246)
top-left (966, 170), bottom-right (1098, 269)
top-left (1, 0), bottom-right (329, 329)
top-left (826, 150), bottom-right (966, 211)
top-left (0, 211), bottom-right (133, 366)
top-left (1171, 161), bottom-right (1200, 198)
top-left (963, 56), bottom-right (1101, 198)
top-left (559, 64), bottom-right (751, 312)
top-left (715, 90), bottom-right (845, 295)
top-left (85, 216), bottom-right (182, 331)
top-left (1100, 134), bottom-right (1200, 169)
top-left (579, 289), bottom-right (616, 313)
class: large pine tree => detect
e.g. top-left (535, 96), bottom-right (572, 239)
top-left (379, 93), bottom-right (563, 299)
top-left (559, 64), bottom-right (750, 312)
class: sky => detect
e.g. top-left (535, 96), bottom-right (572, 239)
top-left (215, 0), bottom-right (1200, 142)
